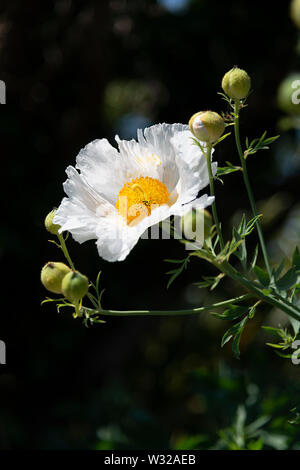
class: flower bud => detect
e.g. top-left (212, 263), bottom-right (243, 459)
top-left (181, 208), bottom-right (212, 242)
top-left (44, 209), bottom-right (60, 235)
top-left (221, 67), bottom-right (251, 100)
top-left (41, 262), bottom-right (71, 294)
top-left (290, 0), bottom-right (300, 29)
top-left (277, 73), bottom-right (300, 115)
top-left (189, 111), bottom-right (225, 143)
top-left (61, 271), bottom-right (89, 303)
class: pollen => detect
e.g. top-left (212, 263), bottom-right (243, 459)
top-left (116, 176), bottom-right (170, 224)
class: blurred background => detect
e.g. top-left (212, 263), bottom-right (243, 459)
top-left (1, 0), bottom-right (300, 450)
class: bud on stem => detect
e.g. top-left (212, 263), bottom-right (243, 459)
top-left (189, 111), bottom-right (225, 143)
top-left (62, 271), bottom-right (89, 303)
top-left (44, 209), bottom-right (61, 235)
top-left (41, 262), bottom-right (71, 294)
top-left (222, 67), bottom-right (251, 100)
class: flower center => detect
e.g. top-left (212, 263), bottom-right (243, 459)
top-left (116, 176), bottom-right (170, 225)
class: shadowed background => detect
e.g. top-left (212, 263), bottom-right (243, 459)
top-left (1, 0), bottom-right (300, 449)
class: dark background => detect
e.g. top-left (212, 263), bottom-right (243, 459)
top-left (1, 0), bottom-right (300, 449)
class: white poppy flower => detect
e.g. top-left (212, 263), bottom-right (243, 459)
top-left (54, 123), bottom-right (216, 262)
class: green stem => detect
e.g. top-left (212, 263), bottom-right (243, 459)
top-left (80, 256), bottom-right (300, 320)
top-left (82, 294), bottom-right (252, 317)
top-left (233, 100), bottom-right (272, 280)
top-left (58, 233), bottom-right (75, 271)
top-left (220, 261), bottom-right (300, 321)
top-left (206, 144), bottom-right (225, 249)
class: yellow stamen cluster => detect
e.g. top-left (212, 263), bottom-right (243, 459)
top-left (116, 176), bottom-right (170, 224)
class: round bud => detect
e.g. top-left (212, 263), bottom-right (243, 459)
top-left (221, 67), bottom-right (251, 100)
top-left (41, 262), bottom-right (71, 294)
top-left (277, 73), bottom-right (300, 115)
top-left (189, 111), bottom-right (225, 143)
top-left (290, 0), bottom-right (300, 29)
top-left (44, 209), bottom-right (61, 235)
top-left (181, 208), bottom-right (213, 243)
top-left (61, 271), bottom-right (89, 303)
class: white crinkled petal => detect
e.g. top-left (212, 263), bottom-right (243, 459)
top-left (115, 123), bottom-right (188, 194)
top-left (95, 215), bottom-right (141, 262)
top-left (171, 194), bottom-right (215, 217)
top-left (95, 205), bottom-right (173, 262)
top-left (139, 123), bottom-right (188, 191)
top-left (115, 135), bottom-right (160, 183)
top-left (170, 129), bottom-right (217, 204)
top-left (54, 197), bottom-right (98, 243)
top-left (75, 139), bottom-right (126, 205)
top-left (133, 204), bottom-right (174, 237)
top-left (54, 165), bottom-right (117, 244)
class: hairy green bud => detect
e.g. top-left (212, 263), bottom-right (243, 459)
top-left (222, 67), bottom-right (251, 100)
top-left (181, 208), bottom-right (213, 242)
top-left (62, 271), bottom-right (89, 303)
top-left (189, 111), bottom-right (225, 143)
top-left (291, 0), bottom-right (300, 29)
top-left (41, 262), bottom-right (71, 294)
top-left (44, 209), bottom-right (60, 235)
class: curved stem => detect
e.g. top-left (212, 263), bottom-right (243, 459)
top-left (233, 100), bottom-right (272, 279)
top-left (80, 255), bottom-right (300, 320)
top-left (82, 294), bottom-right (252, 317)
top-left (206, 144), bottom-right (225, 249)
top-left (220, 261), bottom-right (300, 321)
top-left (58, 233), bottom-right (75, 271)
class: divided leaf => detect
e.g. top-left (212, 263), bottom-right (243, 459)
top-left (221, 316), bottom-right (249, 359)
top-left (212, 304), bottom-right (249, 321)
top-left (165, 257), bottom-right (190, 288)
top-left (244, 132), bottom-right (279, 159)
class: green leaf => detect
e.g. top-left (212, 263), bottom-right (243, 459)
top-left (95, 270), bottom-right (102, 294)
top-left (237, 213), bottom-right (246, 235)
top-left (250, 245), bottom-right (259, 271)
top-left (253, 266), bottom-right (270, 287)
top-left (195, 273), bottom-right (225, 291)
top-left (232, 317), bottom-right (248, 359)
top-left (212, 304), bottom-right (249, 321)
top-left (221, 316), bottom-right (248, 359)
top-left (234, 239), bottom-right (247, 271)
top-left (245, 215), bottom-right (262, 236)
top-left (217, 165), bottom-right (241, 176)
top-left (290, 317), bottom-right (300, 336)
top-left (41, 296), bottom-right (65, 305)
top-left (276, 268), bottom-right (298, 291)
top-left (273, 259), bottom-right (286, 281)
top-left (293, 247), bottom-right (300, 270)
top-left (261, 326), bottom-right (282, 337)
top-left (213, 132), bottom-right (231, 147)
top-left (48, 239), bottom-right (61, 248)
top-left (244, 132), bottom-right (279, 158)
top-left (165, 257), bottom-right (190, 288)
top-left (221, 323), bottom-right (240, 347)
top-left (248, 305), bottom-right (257, 319)
top-left (266, 342), bottom-right (287, 349)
